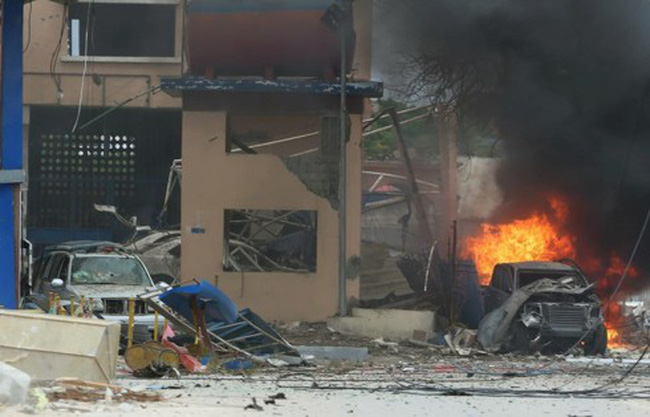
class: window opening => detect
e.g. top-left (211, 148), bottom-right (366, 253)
top-left (223, 210), bottom-right (317, 273)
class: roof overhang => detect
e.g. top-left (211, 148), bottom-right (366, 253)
top-left (161, 77), bottom-right (383, 98)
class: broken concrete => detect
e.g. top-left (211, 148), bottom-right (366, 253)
top-left (327, 308), bottom-right (435, 341)
top-left (0, 311), bottom-right (120, 384)
top-left (0, 362), bottom-right (30, 406)
top-left (296, 345), bottom-right (369, 362)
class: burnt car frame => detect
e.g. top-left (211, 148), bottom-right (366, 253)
top-left (480, 261), bottom-right (607, 355)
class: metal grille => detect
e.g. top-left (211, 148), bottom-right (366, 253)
top-left (31, 132), bottom-right (136, 228)
top-left (27, 106), bottom-right (181, 246)
top-left (546, 304), bottom-right (587, 330)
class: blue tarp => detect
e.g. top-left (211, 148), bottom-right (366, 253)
top-left (159, 280), bottom-right (238, 324)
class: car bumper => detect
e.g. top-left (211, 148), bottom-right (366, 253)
top-left (101, 314), bottom-right (161, 331)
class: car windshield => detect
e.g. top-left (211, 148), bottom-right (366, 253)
top-left (70, 256), bottom-right (150, 285)
top-left (518, 270), bottom-right (586, 288)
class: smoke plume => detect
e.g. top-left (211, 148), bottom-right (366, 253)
top-left (376, 0), bottom-right (650, 292)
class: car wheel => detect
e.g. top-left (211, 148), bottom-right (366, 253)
top-left (584, 323), bottom-right (607, 356)
top-left (507, 321), bottom-right (532, 354)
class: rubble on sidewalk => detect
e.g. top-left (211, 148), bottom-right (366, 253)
top-left (44, 379), bottom-right (162, 403)
top-left (327, 308), bottom-right (436, 341)
top-left (0, 310), bottom-right (120, 384)
top-left (132, 280), bottom-right (300, 376)
top-left (0, 362), bottom-right (30, 406)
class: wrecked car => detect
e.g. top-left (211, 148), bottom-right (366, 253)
top-left (22, 241), bottom-right (159, 331)
top-left (478, 261), bottom-right (607, 355)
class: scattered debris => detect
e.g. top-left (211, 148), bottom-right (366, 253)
top-left (244, 397), bottom-right (263, 411)
top-left (224, 359), bottom-right (255, 371)
top-left (0, 362), bottom-right (30, 406)
top-left (295, 346), bottom-right (370, 362)
top-left (372, 337), bottom-right (400, 353)
top-left (0, 310), bottom-right (120, 384)
top-left (125, 341), bottom-right (180, 376)
top-left (140, 281), bottom-right (299, 361)
top-left (46, 379), bottom-right (162, 403)
top-left (327, 308), bottom-right (435, 341)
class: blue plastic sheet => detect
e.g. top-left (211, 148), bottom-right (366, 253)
top-left (159, 280), bottom-right (238, 324)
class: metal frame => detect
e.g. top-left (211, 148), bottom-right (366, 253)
top-left (138, 288), bottom-right (297, 360)
top-left (223, 209), bottom-right (317, 273)
top-left (0, 1), bottom-right (24, 309)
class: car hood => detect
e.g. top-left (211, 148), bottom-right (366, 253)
top-left (69, 284), bottom-right (151, 299)
top-left (478, 279), bottom-right (599, 351)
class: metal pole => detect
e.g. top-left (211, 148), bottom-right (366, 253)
top-left (337, 1), bottom-right (349, 316)
top-left (389, 108), bottom-right (434, 246)
top-left (0, 0), bottom-right (24, 309)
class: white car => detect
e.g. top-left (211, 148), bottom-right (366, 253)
top-left (24, 241), bottom-right (158, 331)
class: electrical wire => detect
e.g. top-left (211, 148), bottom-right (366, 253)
top-left (547, 205), bottom-right (650, 392)
top-left (608, 206), bottom-right (650, 304)
top-left (71, 1), bottom-right (94, 133)
top-left (273, 358), bottom-right (650, 398)
top-left (49, 4), bottom-right (68, 95)
top-left (22, 1), bottom-right (32, 53)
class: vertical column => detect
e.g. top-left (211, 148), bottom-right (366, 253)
top-left (0, 0), bottom-right (24, 308)
top-left (437, 108), bottom-right (459, 260)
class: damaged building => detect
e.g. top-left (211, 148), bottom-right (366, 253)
top-left (23, 1), bottom-right (183, 248)
top-left (20, 0), bottom-right (382, 322)
top-left (165, 0), bottom-right (381, 321)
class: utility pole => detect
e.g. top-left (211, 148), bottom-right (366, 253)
top-left (0, 1), bottom-right (25, 309)
top-left (436, 106), bottom-right (459, 260)
top-left (337, 0), bottom-right (350, 317)
top-left (389, 108), bottom-right (433, 246)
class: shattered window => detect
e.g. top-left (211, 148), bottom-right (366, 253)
top-left (517, 271), bottom-right (585, 288)
top-left (223, 210), bottom-right (317, 273)
top-left (71, 256), bottom-right (151, 286)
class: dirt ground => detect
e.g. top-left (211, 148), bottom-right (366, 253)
top-left (3, 324), bottom-right (650, 417)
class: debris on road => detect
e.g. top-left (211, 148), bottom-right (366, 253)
top-left (0, 310), bottom-right (120, 384)
top-left (139, 281), bottom-right (300, 362)
top-left (0, 362), bottom-right (30, 406)
top-left (45, 379), bottom-right (162, 403)
top-left (244, 397), bottom-right (263, 411)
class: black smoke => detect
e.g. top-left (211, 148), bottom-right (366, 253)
top-left (376, 0), bottom-right (650, 292)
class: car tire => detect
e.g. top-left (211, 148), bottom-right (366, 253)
top-left (584, 323), bottom-right (607, 356)
top-left (507, 321), bottom-right (532, 354)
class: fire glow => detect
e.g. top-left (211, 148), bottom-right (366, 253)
top-left (462, 197), bottom-right (635, 348)
top-left (463, 197), bottom-right (575, 286)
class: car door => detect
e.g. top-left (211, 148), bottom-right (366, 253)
top-left (484, 265), bottom-right (513, 313)
top-left (40, 253), bottom-right (71, 297)
top-left (32, 254), bottom-right (53, 294)
top-left (483, 267), bottom-right (503, 314)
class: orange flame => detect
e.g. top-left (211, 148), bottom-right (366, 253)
top-left (463, 199), bottom-right (576, 285)
top-left (601, 262), bottom-right (637, 349)
top-left (462, 196), bottom-right (639, 348)
top-left (604, 302), bottom-right (626, 348)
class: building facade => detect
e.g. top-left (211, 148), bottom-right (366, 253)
top-left (24, 0), bottom-right (380, 321)
top-left (23, 0), bottom-right (184, 247)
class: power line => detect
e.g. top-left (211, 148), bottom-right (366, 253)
top-left (49, 4), bottom-right (68, 95)
top-left (72, 1), bottom-right (94, 133)
top-left (22, 1), bottom-right (32, 54)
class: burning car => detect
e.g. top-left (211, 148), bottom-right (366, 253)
top-left (478, 261), bottom-right (607, 355)
top-left (22, 241), bottom-right (158, 332)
